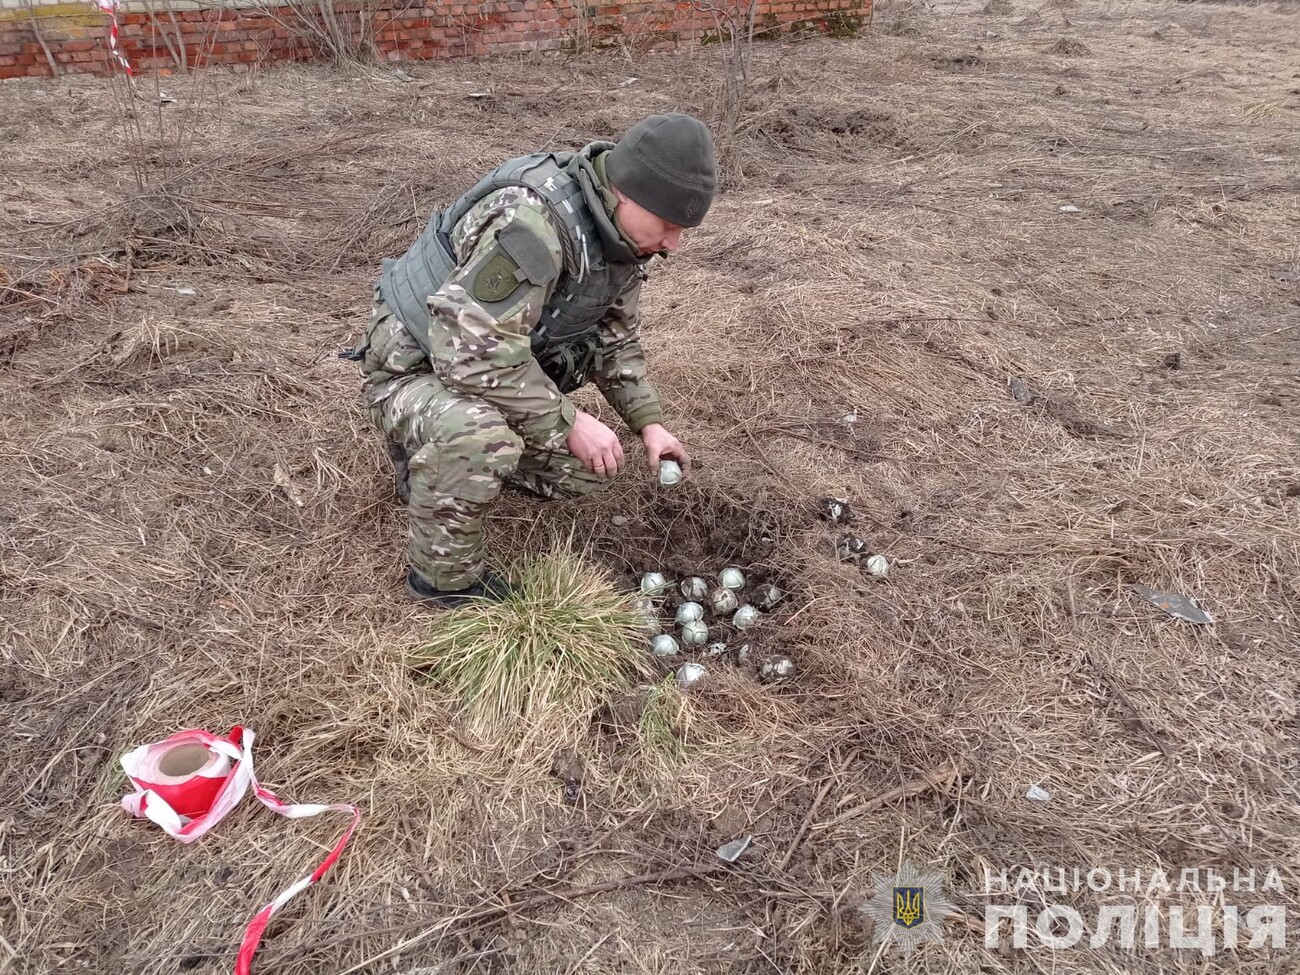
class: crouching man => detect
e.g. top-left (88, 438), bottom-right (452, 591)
top-left (348, 114), bottom-right (716, 606)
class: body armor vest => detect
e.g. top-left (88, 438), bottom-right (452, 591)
top-left (376, 148), bottom-right (642, 392)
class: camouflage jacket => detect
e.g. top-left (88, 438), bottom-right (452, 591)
top-left (362, 181), bottom-right (665, 449)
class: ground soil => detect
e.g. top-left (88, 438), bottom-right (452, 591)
top-left (2, 0), bottom-right (1299, 972)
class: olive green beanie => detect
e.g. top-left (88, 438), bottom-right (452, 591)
top-left (607, 114), bottom-right (716, 228)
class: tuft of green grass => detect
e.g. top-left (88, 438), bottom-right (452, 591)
top-left (638, 675), bottom-right (692, 768)
top-left (407, 546), bottom-right (652, 744)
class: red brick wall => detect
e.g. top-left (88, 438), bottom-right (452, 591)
top-left (0, 0), bottom-right (869, 80)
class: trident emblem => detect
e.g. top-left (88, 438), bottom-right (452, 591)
top-left (893, 886), bottom-right (925, 929)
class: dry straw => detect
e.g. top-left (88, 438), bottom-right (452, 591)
top-left (3, 0), bottom-right (1299, 971)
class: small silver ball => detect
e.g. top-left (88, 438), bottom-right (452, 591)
top-left (719, 567), bottom-right (746, 591)
top-left (675, 601), bottom-right (704, 625)
top-left (733, 605), bottom-right (761, 630)
top-left (709, 586), bottom-right (739, 615)
top-left (658, 460), bottom-right (683, 488)
top-left (640, 572), bottom-right (668, 595)
top-left (680, 577), bottom-right (709, 601)
top-left (651, 634), bottom-right (679, 657)
top-left (681, 619), bottom-right (709, 646)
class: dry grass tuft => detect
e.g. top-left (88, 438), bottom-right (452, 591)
top-left (1240, 99), bottom-right (1283, 124)
top-left (1049, 36), bottom-right (1092, 56)
top-left (636, 674), bottom-right (694, 769)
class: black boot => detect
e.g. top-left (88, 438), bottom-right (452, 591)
top-left (388, 442), bottom-right (411, 505)
top-left (501, 474), bottom-right (554, 502)
top-left (405, 567), bottom-right (515, 608)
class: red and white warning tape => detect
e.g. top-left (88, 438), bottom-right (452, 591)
top-left (92, 0), bottom-right (134, 77)
top-left (121, 726), bottom-right (360, 975)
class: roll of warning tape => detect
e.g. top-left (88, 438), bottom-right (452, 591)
top-left (122, 732), bottom-right (231, 818)
top-left (120, 726), bottom-right (360, 975)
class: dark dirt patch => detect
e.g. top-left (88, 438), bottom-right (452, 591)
top-left (933, 52), bottom-right (988, 71)
top-left (589, 487), bottom-right (792, 585)
top-left (744, 103), bottom-right (915, 154)
top-left (0, 667), bottom-right (34, 704)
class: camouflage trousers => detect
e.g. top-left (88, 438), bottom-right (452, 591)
top-left (361, 316), bottom-right (612, 590)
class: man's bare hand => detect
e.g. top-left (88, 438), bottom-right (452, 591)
top-left (567, 410), bottom-right (624, 480)
top-left (641, 423), bottom-right (690, 475)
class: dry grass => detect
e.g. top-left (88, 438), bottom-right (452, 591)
top-left (2, 0), bottom-right (1299, 972)
top-left (1048, 36), bottom-right (1091, 56)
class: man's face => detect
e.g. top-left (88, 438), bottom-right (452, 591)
top-left (613, 189), bottom-right (687, 256)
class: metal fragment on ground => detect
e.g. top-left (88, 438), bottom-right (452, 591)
top-left (1128, 584), bottom-right (1215, 624)
top-left (676, 662), bottom-right (706, 688)
top-left (1008, 376), bottom-right (1038, 405)
top-left (716, 835), bottom-right (753, 863)
top-left (760, 655), bottom-right (796, 682)
top-left (818, 496), bottom-right (852, 524)
top-left (835, 534), bottom-right (867, 562)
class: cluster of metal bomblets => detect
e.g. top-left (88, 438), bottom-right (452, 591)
top-left (635, 568), bottom-right (792, 687)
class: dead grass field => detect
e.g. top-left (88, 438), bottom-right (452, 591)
top-left (2, 0), bottom-right (1299, 971)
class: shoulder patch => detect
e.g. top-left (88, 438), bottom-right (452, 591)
top-left (497, 218), bottom-right (562, 286)
top-left (472, 251), bottom-right (523, 304)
